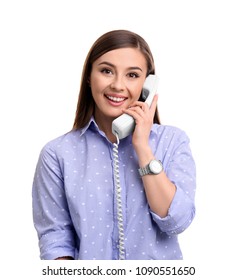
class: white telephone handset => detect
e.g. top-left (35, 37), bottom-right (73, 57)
top-left (112, 74), bottom-right (159, 139)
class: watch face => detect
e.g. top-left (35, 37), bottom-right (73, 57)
top-left (149, 160), bottom-right (163, 174)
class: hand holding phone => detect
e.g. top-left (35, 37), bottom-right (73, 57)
top-left (112, 74), bottom-right (158, 140)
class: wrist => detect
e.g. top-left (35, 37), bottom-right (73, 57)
top-left (134, 145), bottom-right (154, 166)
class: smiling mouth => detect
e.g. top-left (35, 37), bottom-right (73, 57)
top-left (105, 95), bottom-right (127, 103)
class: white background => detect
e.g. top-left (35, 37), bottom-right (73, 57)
top-left (0, 0), bottom-right (236, 278)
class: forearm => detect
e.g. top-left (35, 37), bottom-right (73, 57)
top-left (135, 146), bottom-right (176, 218)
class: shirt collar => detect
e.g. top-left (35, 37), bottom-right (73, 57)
top-left (80, 116), bottom-right (159, 139)
top-left (79, 116), bottom-right (104, 137)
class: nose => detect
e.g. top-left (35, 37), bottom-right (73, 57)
top-left (110, 75), bottom-right (125, 92)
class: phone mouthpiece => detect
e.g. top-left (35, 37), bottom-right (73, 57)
top-left (112, 113), bottom-right (135, 140)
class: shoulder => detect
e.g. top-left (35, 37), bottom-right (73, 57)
top-left (39, 130), bottom-right (81, 157)
top-left (150, 124), bottom-right (194, 166)
top-left (151, 124), bottom-right (190, 142)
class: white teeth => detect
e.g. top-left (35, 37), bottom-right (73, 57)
top-left (106, 95), bottom-right (126, 102)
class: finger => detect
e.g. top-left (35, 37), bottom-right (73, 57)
top-left (123, 106), bottom-right (145, 118)
top-left (128, 101), bottom-right (149, 112)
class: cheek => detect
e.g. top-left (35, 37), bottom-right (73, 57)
top-left (131, 84), bottom-right (143, 100)
top-left (90, 76), bottom-right (107, 96)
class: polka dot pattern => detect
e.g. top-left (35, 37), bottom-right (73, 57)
top-left (32, 118), bottom-right (196, 260)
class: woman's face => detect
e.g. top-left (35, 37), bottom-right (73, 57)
top-left (90, 47), bottom-right (147, 121)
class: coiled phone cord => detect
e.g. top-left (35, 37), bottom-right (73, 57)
top-left (113, 133), bottom-right (125, 260)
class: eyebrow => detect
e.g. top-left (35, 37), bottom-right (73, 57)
top-left (98, 61), bottom-right (143, 72)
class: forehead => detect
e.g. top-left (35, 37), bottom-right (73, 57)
top-left (94, 48), bottom-right (147, 69)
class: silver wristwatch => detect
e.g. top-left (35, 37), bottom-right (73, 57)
top-left (138, 159), bottom-right (163, 176)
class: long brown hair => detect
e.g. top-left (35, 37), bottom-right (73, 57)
top-left (73, 30), bottom-right (160, 129)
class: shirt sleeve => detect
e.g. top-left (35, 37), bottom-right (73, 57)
top-left (151, 128), bottom-right (196, 235)
top-left (32, 143), bottom-right (77, 260)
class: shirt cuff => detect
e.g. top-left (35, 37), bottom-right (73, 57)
top-left (150, 185), bottom-right (195, 235)
top-left (39, 230), bottom-right (76, 260)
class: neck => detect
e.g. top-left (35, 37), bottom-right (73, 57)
top-left (94, 112), bottom-right (117, 143)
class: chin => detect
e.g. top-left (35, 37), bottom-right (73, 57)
top-left (107, 109), bottom-right (124, 119)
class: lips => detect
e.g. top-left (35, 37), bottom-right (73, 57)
top-left (105, 94), bottom-right (127, 106)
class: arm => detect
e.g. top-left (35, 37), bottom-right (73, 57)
top-left (123, 95), bottom-right (175, 217)
top-left (123, 96), bottom-right (196, 233)
top-left (135, 132), bottom-right (196, 235)
top-left (135, 145), bottom-right (176, 218)
top-left (32, 144), bottom-right (76, 260)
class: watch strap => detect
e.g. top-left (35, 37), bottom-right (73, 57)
top-left (138, 165), bottom-right (150, 176)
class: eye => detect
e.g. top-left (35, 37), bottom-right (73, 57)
top-left (128, 72), bottom-right (140, 79)
top-left (101, 68), bottom-right (113, 75)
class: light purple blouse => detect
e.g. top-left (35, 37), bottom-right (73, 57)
top-left (32, 118), bottom-right (196, 260)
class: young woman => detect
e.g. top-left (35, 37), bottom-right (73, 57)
top-left (32, 30), bottom-right (196, 260)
